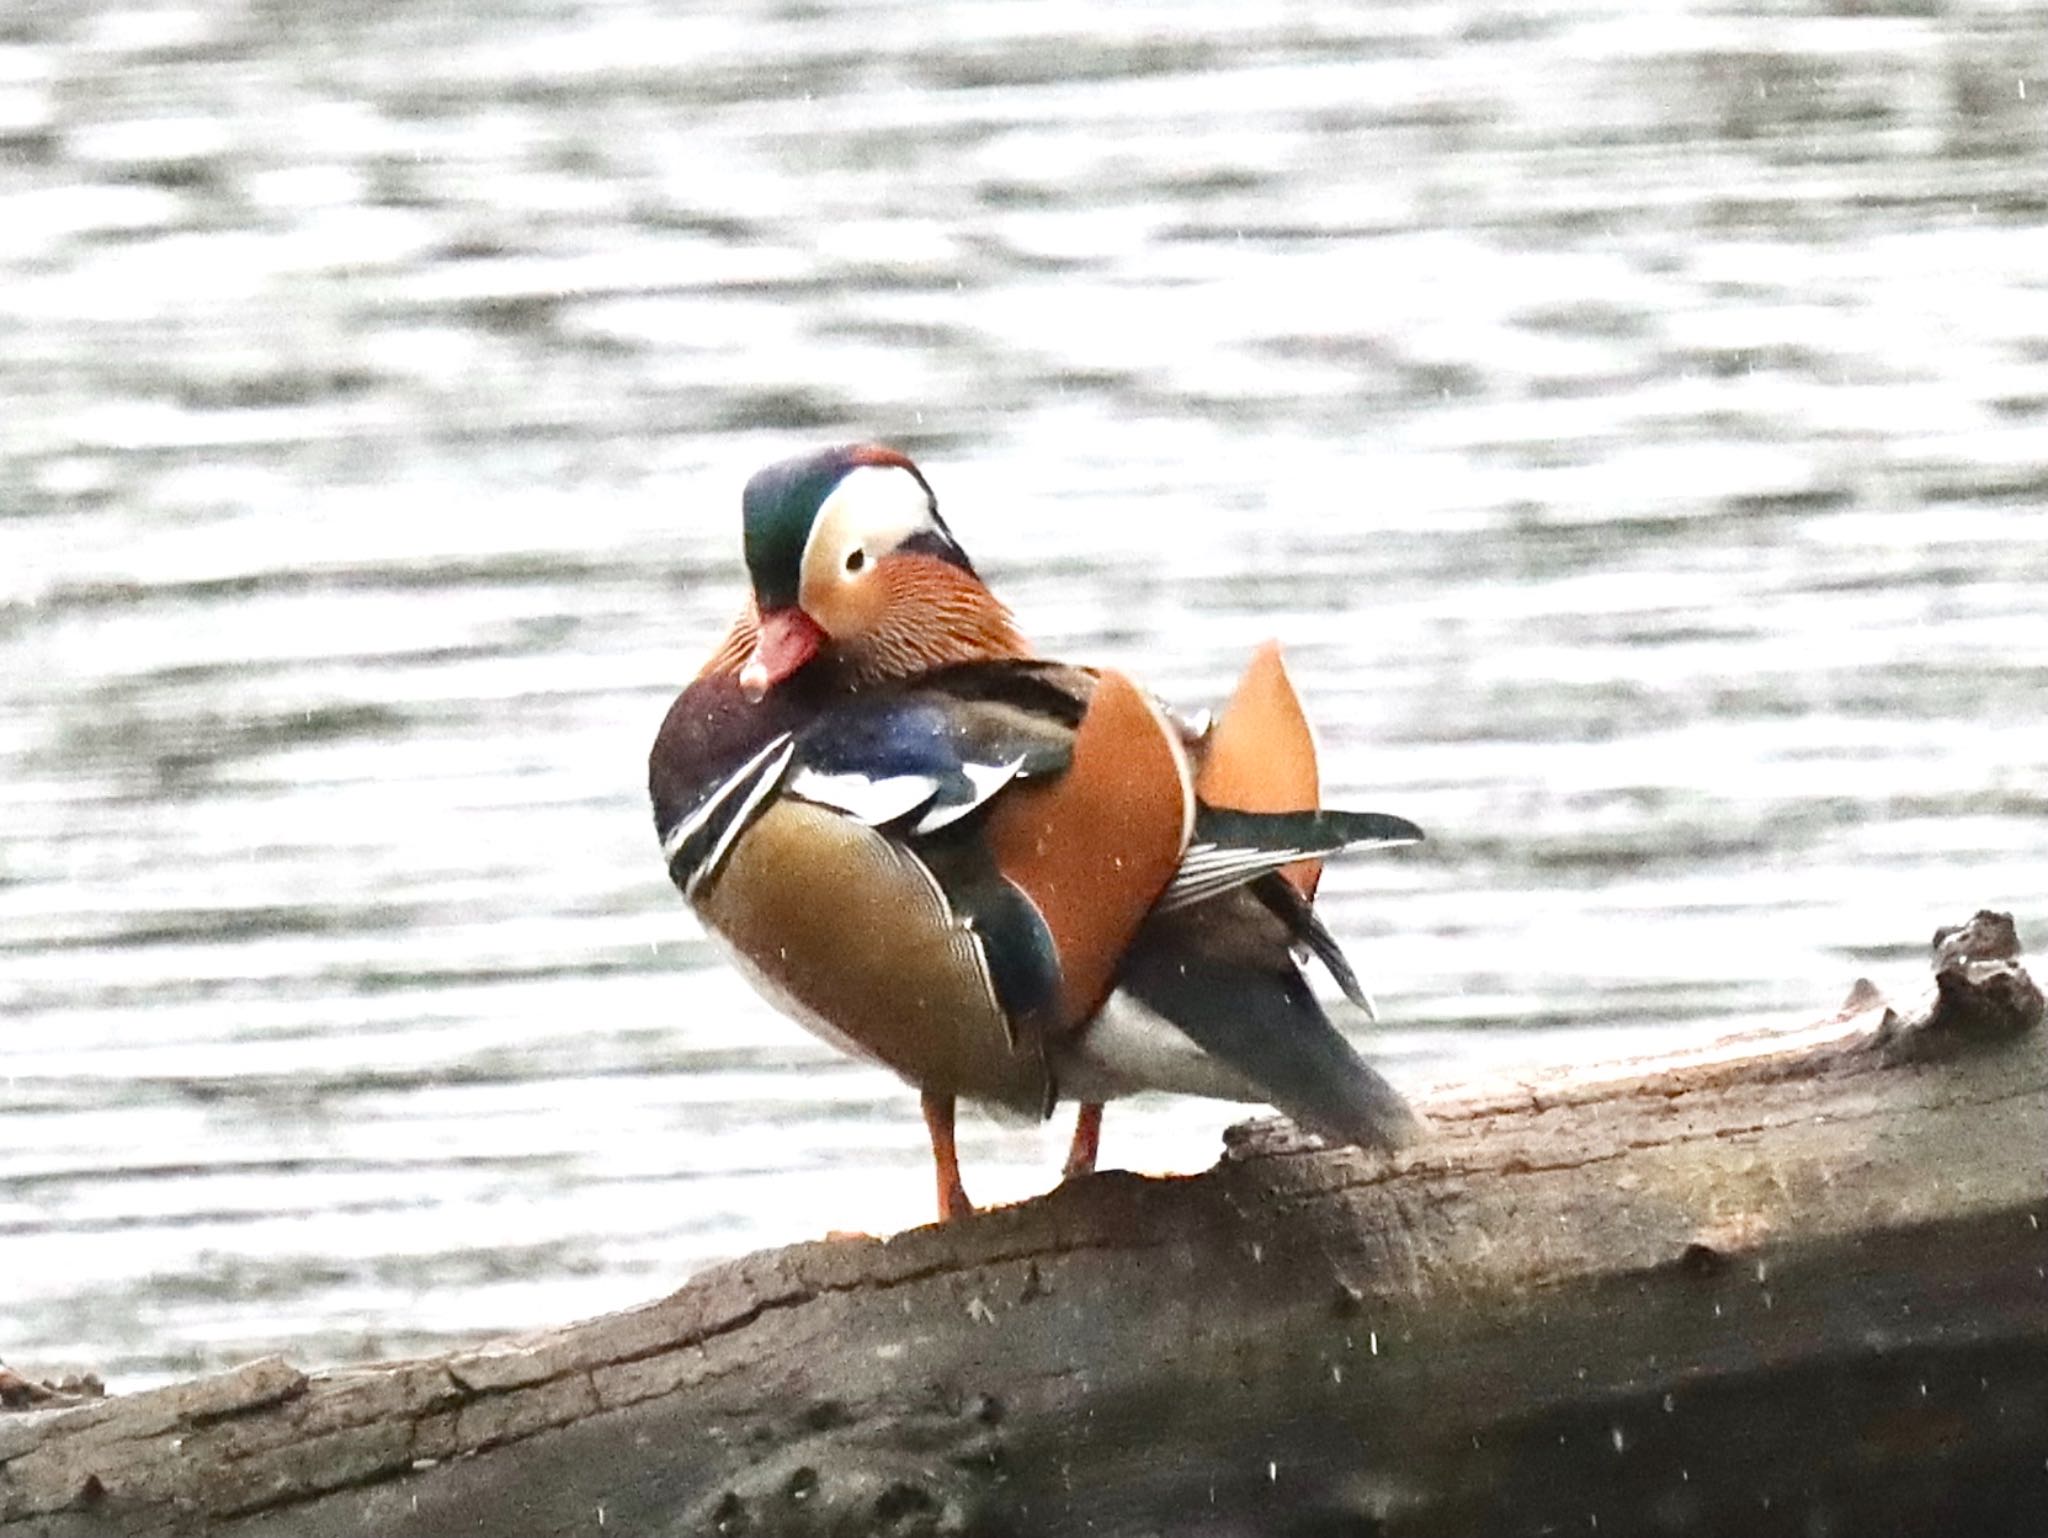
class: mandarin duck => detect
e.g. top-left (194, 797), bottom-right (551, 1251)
top-left (649, 445), bottom-right (1424, 1221)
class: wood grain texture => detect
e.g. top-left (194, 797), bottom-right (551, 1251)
top-left (4, 916), bottom-right (2043, 1538)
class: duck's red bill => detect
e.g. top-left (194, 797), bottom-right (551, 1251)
top-left (740, 607), bottom-right (826, 699)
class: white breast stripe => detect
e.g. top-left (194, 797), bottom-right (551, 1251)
top-left (661, 731), bottom-right (795, 864)
top-left (689, 738), bottom-right (798, 897)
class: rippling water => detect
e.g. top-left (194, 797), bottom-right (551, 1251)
top-left (3, 0), bottom-right (2046, 1389)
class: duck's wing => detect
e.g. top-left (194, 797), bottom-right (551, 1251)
top-left (1161, 806), bottom-right (1424, 912)
top-left (1070, 641), bottom-right (1424, 1150)
top-left (783, 674), bottom-right (1078, 835)
top-left (786, 665), bottom-right (1197, 1031)
top-left (1110, 891), bottom-right (1420, 1152)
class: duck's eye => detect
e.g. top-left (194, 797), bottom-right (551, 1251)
top-left (844, 548), bottom-right (866, 574)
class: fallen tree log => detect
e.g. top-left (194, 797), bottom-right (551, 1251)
top-left (4, 911), bottom-right (2044, 1538)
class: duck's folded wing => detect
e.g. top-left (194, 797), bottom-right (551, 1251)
top-left (782, 685), bottom-right (1073, 835)
top-left (1117, 895), bottom-right (1419, 1151)
top-left (784, 668), bottom-right (1197, 1031)
top-left (1161, 807), bottom-right (1424, 912)
top-left (1250, 872), bottom-right (1380, 1017)
top-left (1077, 642), bottom-right (1419, 1145)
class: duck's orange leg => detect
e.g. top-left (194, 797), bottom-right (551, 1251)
top-left (1062, 1101), bottom-right (1104, 1180)
top-left (920, 1091), bottom-right (974, 1222)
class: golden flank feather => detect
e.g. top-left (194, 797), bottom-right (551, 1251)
top-left (984, 671), bottom-right (1193, 1026)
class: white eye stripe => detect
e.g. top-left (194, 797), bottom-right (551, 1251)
top-left (802, 464), bottom-right (936, 587)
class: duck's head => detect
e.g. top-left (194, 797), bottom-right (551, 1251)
top-left (736, 444), bottom-right (1025, 696)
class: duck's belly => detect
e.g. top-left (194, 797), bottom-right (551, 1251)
top-left (1052, 988), bottom-right (1264, 1106)
top-left (693, 799), bottom-right (1050, 1116)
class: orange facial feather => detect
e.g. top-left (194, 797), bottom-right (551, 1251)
top-left (819, 552), bottom-right (1032, 683)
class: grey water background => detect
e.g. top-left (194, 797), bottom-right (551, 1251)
top-left (3, 0), bottom-right (2046, 1390)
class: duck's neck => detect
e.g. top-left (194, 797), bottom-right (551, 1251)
top-left (842, 580), bottom-right (1031, 686)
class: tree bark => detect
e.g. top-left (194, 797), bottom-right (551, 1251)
top-left (4, 912), bottom-right (2044, 1538)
